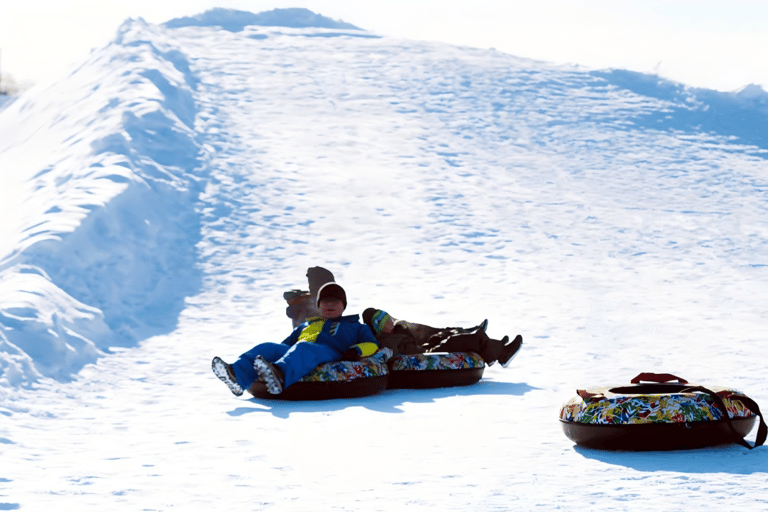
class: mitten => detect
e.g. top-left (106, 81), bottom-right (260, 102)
top-left (341, 347), bottom-right (361, 361)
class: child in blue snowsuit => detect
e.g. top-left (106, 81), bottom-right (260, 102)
top-left (212, 282), bottom-right (378, 396)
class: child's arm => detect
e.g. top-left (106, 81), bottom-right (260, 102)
top-left (342, 324), bottom-right (380, 359)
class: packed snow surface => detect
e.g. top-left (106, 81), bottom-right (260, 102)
top-left (1, 8), bottom-right (767, 511)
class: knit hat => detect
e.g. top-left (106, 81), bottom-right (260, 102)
top-left (362, 308), bottom-right (391, 335)
top-left (316, 282), bottom-right (347, 308)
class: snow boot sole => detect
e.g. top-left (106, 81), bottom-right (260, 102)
top-left (212, 356), bottom-right (244, 396)
top-left (254, 356), bottom-right (284, 394)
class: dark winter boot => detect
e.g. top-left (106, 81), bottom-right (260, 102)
top-left (498, 335), bottom-right (523, 368)
top-left (474, 329), bottom-right (504, 365)
top-left (307, 266), bottom-right (335, 298)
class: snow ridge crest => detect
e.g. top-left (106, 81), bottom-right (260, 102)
top-left (0, 20), bottom-right (204, 387)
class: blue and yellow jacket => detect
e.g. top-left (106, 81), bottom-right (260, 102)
top-left (281, 314), bottom-right (379, 357)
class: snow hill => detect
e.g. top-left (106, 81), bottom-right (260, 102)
top-left (1, 8), bottom-right (767, 511)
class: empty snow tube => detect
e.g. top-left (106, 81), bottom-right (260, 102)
top-left (559, 372), bottom-right (767, 451)
top-left (248, 348), bottom-right (392, 401)
top-left (388, 351), bottom-right (485, 389)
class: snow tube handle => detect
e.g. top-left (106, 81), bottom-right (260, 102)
top-left (682, 386), bottom-right (767, 450)
top-left (631, 372), bottom-right (688, 384)
top-left (734, 394), bottom-right (768, 449)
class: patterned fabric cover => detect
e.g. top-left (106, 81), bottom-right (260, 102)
top-left (390, 351), bottom-right (485, 371)
top-left (257, 347), bottom-right (393, 384)
top-left (560, 385), bottom-right (755, 425)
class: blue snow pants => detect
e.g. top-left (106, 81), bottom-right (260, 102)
top-left (230, 341), bottom-right (341, 390)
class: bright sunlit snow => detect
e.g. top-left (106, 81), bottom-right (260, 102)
top-left (1, 8), bottom-right (767, 511)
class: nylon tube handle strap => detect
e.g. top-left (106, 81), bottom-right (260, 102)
top-left (683, 386), bottom-right (767, 450)
top-left (735, 394), bottom-right (768, 448)
top-left (631, 372), bottom-right (689, 384)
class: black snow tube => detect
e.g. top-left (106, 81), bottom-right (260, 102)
top-left (248, 374), bottom-right (389, 401)
top-left (247, 348), bottom-right (391, 401)
top-left (559, 372), bottom-right (767, 451)
top-left (388, 352), bottom-right (485, 389)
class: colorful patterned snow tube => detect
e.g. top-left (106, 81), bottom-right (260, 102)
top-left (559, 373), bottom-right (766, 450)
top-left (248, 348), bottom-right (392, 401)
top-left (388, 351), bottom-right (485, 389)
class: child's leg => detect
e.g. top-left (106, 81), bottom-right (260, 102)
top-left (274, 342), bottom-right (340, 388)
top-left (429, 331), bottom-right (502, 364)
top-left (231, 342), bottom-right (290, 388)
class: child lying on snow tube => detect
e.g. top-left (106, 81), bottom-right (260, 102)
top-left (362, 308), bottom-right (522, 389)
top-left (212, 282), bottom-right (379, 397)
top-left (362, 308), bottom-right (522, 367)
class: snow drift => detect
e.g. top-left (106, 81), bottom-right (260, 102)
top-left (0, 19), bottom-right (204, 385)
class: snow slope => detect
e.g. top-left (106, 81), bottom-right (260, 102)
top-left (1, 8), bottom-right (767, 511)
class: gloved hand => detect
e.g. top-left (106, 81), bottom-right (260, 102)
top-left (341, 347), bottom-right (361, 361)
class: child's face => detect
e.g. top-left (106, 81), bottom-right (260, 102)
top-left (319, 298), bottom-right (345, 319)
top-left (380, 317), bottom-right (395, 334)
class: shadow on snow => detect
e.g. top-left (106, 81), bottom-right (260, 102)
top-left (573, 442), bottom-right (768, 475)
top-left (226, 379), bottom-right (539, 418)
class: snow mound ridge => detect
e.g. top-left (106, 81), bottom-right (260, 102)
top-left (163, 7), bottom-right (362, 32)
top-left (591, 69), bottom-right (768, 150)
top-left (0, 19), bottom-right (203, 387)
